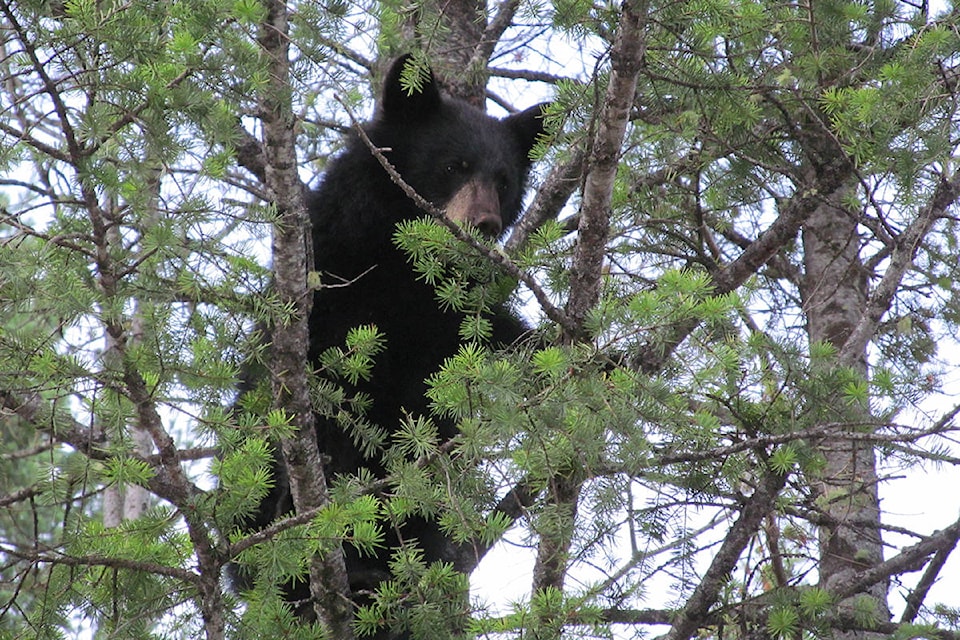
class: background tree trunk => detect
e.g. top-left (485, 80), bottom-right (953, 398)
top-left (802, 182), bottom-right (890, 637)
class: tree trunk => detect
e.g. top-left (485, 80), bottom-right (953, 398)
top-left (802, 182), bottom-right (890, 637)
top-left (257, 0), bottom-right (354, 634)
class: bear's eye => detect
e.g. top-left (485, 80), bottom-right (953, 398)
top-left (445, 159), bottom-right (469, 174)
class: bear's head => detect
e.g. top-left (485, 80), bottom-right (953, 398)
top-left (366, 54), bottom-right (549, 239)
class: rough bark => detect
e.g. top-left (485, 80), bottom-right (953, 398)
top-left (393, 0), bottom-right (489, 106)
top-left (257, 0), bottom-right (353, 634)
top-left (802, 181), bottom-right (889, 637)
top-left (565, 0), bottom-right (648, 338)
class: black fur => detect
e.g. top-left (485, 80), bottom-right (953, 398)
top-left (236, 54), bottom-right (548, 624)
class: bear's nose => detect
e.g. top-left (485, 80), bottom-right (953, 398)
top-left (472, 209), bottom-right (502, 237)
top-left (445, 180), bottom-right (504, 237)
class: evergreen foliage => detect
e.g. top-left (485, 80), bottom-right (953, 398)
top-left (2, 0), bottom-right (960, 638)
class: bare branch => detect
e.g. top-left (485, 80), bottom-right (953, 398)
top-left (830, 512), bottom-right (960, 602)
top-left (664, 467), bottom-right (789, 640)
top-left (505, 147), bottom-right (585, 254)
top-left (470, 0), bottom-right (522, 69)
top-left (839, 171), bottom-right (960, 365)
top-left (900, 544), bottom-right (956, 624)
top-left (565, 0), bottom-right (649, 338)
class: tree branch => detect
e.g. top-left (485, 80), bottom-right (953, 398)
top-left (829, 512), bottom-right (960, 602)
top-left (632, 169), bottom-right (853, 374)
top-left (470, 0), bottom-right (521, 70)
top-left (257, 1), bottom-right (354, 632)
top-left (900, 544), bottom-right (955, 624)
top-left (664, 466), bottom-right (789, 640)
top-left (565, 0), bottom-right (648, 338)
top-left (505, 146), bottom-right (585, 254)
top-left (839, 171), bottom-right (960, 365)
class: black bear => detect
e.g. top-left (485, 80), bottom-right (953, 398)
top-left (237, 54), bottom-right (548, 631)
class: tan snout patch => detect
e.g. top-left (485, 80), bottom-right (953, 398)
top-left (444, 179), bottom-right (503, 237)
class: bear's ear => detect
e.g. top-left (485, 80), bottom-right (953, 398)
top-left (381, 54), bottom-right (442, 121)
top-left (506, 102), bottom-right (551, 157)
